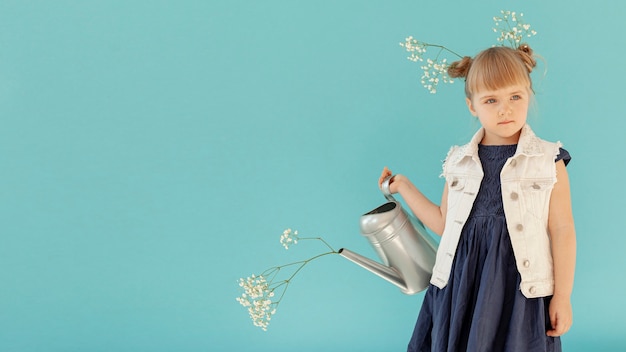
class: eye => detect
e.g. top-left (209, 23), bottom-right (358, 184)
top-left (485, 98), bottom-right (497, 104)
top-left (511, 94), bottom-right (522, 101)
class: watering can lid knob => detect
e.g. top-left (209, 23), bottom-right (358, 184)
top-left (381, 175), bottom-right (396, 202)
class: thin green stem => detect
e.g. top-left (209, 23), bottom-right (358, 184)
top-left (267, 251), bottom-right (336, 308)
top-left (260, 266), bottom-right (280, 281)
top-left (422, 43), bottom-right (463, 59)
top-left (284, 251), bottom-right (336, 282)
top-left (297, 237), bottom-right (337, 252)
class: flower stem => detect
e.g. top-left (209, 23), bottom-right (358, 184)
top-left (297, 237), bottom-right (337, 252)
top-left (268, 251), bottom-right (336, 308)
top-left (422, 43), bottom-right (463, 59)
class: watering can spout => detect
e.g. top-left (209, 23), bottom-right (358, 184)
top-left (340, 176), bottom-right (438, 295)
top-left (339, 248), bottom-right (407, 291)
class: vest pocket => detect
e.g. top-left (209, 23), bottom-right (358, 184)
top-left (520, 179), bottom-right (554, 219)
top-left (447, 177), bottom-right (465, 191)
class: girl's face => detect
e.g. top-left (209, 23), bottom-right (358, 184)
top-left (466, 84), bottom-right (530, 145)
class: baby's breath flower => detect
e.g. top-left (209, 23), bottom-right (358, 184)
top-left (400, 38), bottom-right (460, 93)
top-left (236, 275), bottom-right (276, 330)
top-left (400, 36), bottom-right (427, 62)
top-left (420, 58), bottom-right (453, 94)
top-left (493, 10), bottom-right (537, 46)
top-left (280, 228), bottom-right (299, 250)
top-left (236, 229), bottom-right (337, 331)
top-left (402, 10), bottom-right (537, 94)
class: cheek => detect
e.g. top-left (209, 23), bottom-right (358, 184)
top-left (479, 106), bottom-right (497, 117)
top-left (517, 105), bottom-right (529, 116)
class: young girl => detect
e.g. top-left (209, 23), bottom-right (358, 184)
top-left (379, 44), bottom-right (576, 351)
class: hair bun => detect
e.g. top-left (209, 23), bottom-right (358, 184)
top-left (448, 56), bottom-right (473, 79)
top-left (516, 44), bottom-right (537, 73)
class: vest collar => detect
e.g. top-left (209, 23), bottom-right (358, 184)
top-left (452, 124), bottom-right (544, 165)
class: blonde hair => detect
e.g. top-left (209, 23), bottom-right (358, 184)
top-left (448, 44), bottom-right (537, 98)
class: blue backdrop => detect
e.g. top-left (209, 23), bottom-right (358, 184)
top-left (1, 0), bottom-right (624, 351)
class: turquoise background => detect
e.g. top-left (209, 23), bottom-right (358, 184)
top-left (0, 0), bottom-right (624, 351)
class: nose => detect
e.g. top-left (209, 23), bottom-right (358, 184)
top-left (498, 103), bottom-right (512, 117)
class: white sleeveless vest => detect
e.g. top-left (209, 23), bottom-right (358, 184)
top-left (431, 124), bottom-right (562, 298)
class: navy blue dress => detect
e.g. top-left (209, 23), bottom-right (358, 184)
top-left (408, 144), bottom-right (571, 352)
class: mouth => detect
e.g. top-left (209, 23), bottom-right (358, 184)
top-left (498, 120), bottom-right (514, 125)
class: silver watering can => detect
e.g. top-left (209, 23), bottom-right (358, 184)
top-left (339, 176), bottom-right (439, 295)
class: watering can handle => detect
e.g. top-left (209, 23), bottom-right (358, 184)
top-left (381, 175), bottom-right (397, 202)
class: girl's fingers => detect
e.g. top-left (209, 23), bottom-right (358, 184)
top-left (379, 168), bottom-right (392, 187)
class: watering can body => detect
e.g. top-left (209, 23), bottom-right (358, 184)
top-left (340, 177), bottom-right (439, 295)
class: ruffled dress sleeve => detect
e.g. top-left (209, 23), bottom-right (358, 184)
top-left (556, 148), bottom-right (571, 166)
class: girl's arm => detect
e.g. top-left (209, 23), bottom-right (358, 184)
top-left (546, 159), bottom-right (577, 337)
top-left (379, 167), bottom-right (447, 236)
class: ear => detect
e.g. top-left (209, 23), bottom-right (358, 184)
top-left (466, 97), bottom-right (477, 117)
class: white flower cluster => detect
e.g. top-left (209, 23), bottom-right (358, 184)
top-left (421, 58), bottom-right (453, 94)
top-left (402, 10), bottom-right (537, 94)
top-left (236, 228), bottom-right (337, 331)
top-left (280, 228), bottom-right (299, 250)
top-left (400, 37), bottom-right (457, 93)
top-left (400, 36), bottom-right (427, 62)
top-left (493, 10), bottom-right (537, 46)
top-left (236, 275), bottom-right (276, 331)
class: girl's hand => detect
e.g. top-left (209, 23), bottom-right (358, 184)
top-left (378, 166), bottom-right (393, 189)
top-left (378, 167), bottom-right (404, 194)
top-left (377, 167), bottom-right (446, 235)
top-left (546, 294), bottom-right (573, 337)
